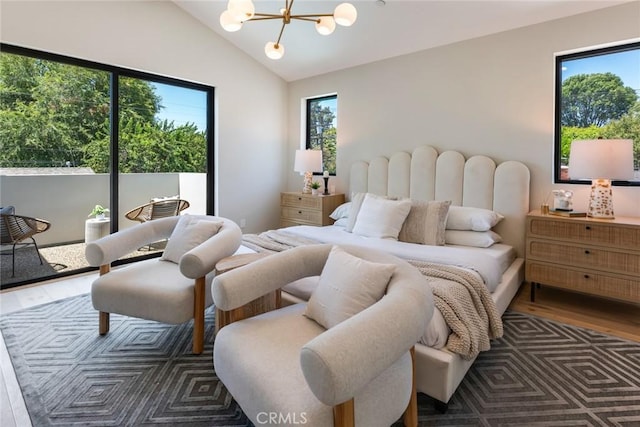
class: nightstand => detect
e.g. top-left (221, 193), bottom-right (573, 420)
top-left (525, 210), bottom-right (640, 304)
top-left (280, 192), bottom-right (345, 227)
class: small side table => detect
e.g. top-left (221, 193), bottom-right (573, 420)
top-left (85, 218), bottom-right (110, 243)
top-left (214, 252), bottom-right (279, 332)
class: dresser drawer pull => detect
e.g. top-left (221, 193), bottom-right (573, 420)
top-left (585, 226), bottom-right (591, 230)
top-left (298, 197), bottom-right (302, 201)
top-left (298, 211), bottom-right (302, 214)
top-left (583, 274), bottom-right (590, 279)
top-left (584, 250), bottom-right (590, 255)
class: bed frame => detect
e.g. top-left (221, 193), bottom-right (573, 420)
top-left (349, 145), bottom-right (530, 409)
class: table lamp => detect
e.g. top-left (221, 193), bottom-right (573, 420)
top-left (294, 149), bottom-right (323, 194)
top-left (568, 139), bottom-right (634, 219)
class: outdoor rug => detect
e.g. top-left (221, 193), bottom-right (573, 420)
top-left (1, 294), bottom-right (639, 426)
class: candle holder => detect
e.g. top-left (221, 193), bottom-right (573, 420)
top-left (323, 177), bottom-right (330, 195)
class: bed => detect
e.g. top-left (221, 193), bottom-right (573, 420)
top-left (240, 145), bottom-right (530, 410)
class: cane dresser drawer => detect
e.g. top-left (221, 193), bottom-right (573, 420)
top-left (526, 262), bottom-right (639, 303)
top-left (279, 192), bottom-right (345, 227)
top-left (525, 211), bottom-right (640, 304)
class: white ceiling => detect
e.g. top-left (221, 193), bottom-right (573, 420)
top-left (174, 0), bottom-right (630, 82)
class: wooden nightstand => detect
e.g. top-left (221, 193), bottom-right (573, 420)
top-left (280, 192), bottom-right (345, 227)
top-left (525, 210), bottom-right (640, 304)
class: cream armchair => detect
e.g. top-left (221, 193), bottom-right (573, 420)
top-left (86, 215), bottom-right (241, 354)
top-left (213, 244), bottom-right (434, 427)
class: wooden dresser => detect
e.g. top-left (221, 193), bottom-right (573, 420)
top-left (280, 192), bottom-right (345, 227)
top-left (525, 210), bottom-right (640, 304)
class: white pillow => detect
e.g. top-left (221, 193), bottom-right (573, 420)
top-left (352, 194), bottom-right (412, 240)
top-left (333, 218), bottom-right (348, 228)
top-left (305, 246), bottom-right (395, 329)
top-left (446, 206), bottom-right (504, 231)
top-left (398, 200), bottom-right (451, 245)
top-left (329, 202), bottom-right (351, 220)
top-left (345, 192), bottom-right (367, 232)
top-left (444, 230), bottom-right (502, 248)
top-left (161, 215), bottom-right (223, 264)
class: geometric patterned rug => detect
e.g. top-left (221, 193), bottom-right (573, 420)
top-left (1, 294), bottom-right (639, 426)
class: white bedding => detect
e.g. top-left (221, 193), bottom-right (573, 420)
top-left (282, 225), bottom-right (515, 292)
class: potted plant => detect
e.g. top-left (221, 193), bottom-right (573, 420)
top-left (88, 205), bottom-right (110, 220)
top-left (310, 181), bottom-right (322, 195)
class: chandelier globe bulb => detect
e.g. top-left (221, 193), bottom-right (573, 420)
top-left (315, 17), bottom-right (336, 35)
top-left (334, 3), bottom-right (357, 26)
top-left (220, 10), bottom-right (243, 32)
top-left (228, 0), bottom-right (255, 22)
top-left (265, 41), bottom-right (285, 60)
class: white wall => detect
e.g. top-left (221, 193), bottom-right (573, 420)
top-left (286, 2), bottom-right (640, 218)
top-left (1, 0), bottom-right (288, 233)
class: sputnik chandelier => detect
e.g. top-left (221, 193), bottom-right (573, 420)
top-left (220, 0), bottom-right (358, 60)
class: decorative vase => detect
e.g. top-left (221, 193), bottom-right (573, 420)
top-left (311, 189), bottom-right (320, 196)
top-left (96, 213), bottom-right (106, 221)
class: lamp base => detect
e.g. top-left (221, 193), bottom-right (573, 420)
top-left (302, 171), bottom-right (313, 194)
top-left (587, 178), bottom-right (615, 219)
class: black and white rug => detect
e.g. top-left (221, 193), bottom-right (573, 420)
top-left (1, 294), bottom-right (638, 426)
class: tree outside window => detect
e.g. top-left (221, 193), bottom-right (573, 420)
top-left (306, 95), bottom-right (337, 175)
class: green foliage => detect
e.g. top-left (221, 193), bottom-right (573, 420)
top-left (310, 181), bottom-right (321, 189)
top-left (0, 52), bottom-right (206, 173)
top-left (601, 102), bottom-right (640, 169)
top-left (308, 99), bottom-right (337, 174)
top-left (561, 73), bottom-right (637, 127)
top-left (88, 204), bottom-right (109, 217)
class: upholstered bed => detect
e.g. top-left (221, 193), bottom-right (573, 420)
top-left (241, 145), bottom-right (530, 409)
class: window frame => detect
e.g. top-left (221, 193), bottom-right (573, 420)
top-left (554, 40), bottom-right (640, 186)
top-left (305, 94), bottom-right (337, 176)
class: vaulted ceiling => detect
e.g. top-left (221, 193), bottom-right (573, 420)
top-left (175, 1), bottom-right (630, 81)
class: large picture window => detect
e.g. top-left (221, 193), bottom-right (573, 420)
top-left (306, 94), bottom-right (337, 175)
top-left (555, 41), bottom-right (640, 185)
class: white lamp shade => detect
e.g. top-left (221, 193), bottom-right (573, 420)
top-left (315, 17), bottom-right (336, 35)
top-left (334, 3), bottom-right (357, 26)
top-left (265, 42), bottom-right (285, 60)
top-left (294, 150), bottom-right (323, 174)
top-left (220, 10), bottom-right (243, 32)
top-left (568, 139), bottom-right (634, 180)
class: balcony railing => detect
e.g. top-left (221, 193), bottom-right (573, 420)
top-left (0, 171), bottom-right (206, 288)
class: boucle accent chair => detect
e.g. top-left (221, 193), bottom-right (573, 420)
top-left (85, 215), bottom-right (241, 354)
top-left (213, 244), bottom-right (434, 427)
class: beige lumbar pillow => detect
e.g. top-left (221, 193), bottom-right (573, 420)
top-left (161, 215), bottom-right (223, 264)
top-left (305, 246), bottom-right (395, 329)
top-left (398, 200), bottom-right (451, 245)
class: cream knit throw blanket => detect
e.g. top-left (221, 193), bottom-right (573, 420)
top-left (408, 260), bottom-right (503, 360)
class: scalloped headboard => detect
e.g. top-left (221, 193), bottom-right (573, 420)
top-left (349, 145), bottom-right (530, 257)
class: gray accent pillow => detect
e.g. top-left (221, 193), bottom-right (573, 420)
top-left (398, 200), bottom-right (451, 246)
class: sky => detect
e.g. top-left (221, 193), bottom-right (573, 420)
top-left (561, 47), bottom-right (640, 93)
top-left (151, 82), bottom-right (208, 131)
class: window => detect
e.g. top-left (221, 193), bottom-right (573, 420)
top-left (306, 94), bottom-right (337, 175)
top-left (555, 41), bottom-right (640, 185)
top-left (0, 44), bottom-right (214, 288)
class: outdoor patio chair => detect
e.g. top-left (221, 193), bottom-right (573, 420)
top-left (0, 206), bottom-right (51, 277)
top-left (124, 198), bottom-right (190, 224)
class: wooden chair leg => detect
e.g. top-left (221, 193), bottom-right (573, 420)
top-left (193, 277), bottom-right (205, 354)
top-left (333, 398), bottom-right (355, 427)
top-left (403, 346), bottom-right (418, 426)
top-left (99, 311), bottom-right (110, 335)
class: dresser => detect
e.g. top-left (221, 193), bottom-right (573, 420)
top-left (280, 192), bottom-right (345, 227)
top-left (525, 210), bottom-right (640, 304)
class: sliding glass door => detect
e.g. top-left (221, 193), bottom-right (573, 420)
top-left (0, 44), bottom-right (214, 289)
